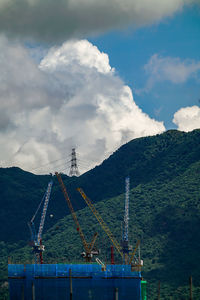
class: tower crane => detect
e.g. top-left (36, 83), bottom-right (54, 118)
top-left (77, 187), bottom-right (141, 266)
top-left (122, 176), bottom-right (131, 264)
top-left (28, 180), bottom-right (53, 264)
top-left (77, 188), bottom-right (123, 259)
top-left (55, 172), bottom-right (98, 262)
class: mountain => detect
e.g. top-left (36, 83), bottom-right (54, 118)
top-left (0, 129), bottom-right (200, 244)
top-left (0, 129), bottom-right (200, 299)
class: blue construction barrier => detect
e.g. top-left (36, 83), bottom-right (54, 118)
top-left (8, 264), bottom-right (142, 300)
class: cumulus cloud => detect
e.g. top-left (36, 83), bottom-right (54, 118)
top-left (138, 54), bottom-right (200, 93)
top-left (0, 36), bottom-right (165, 174)
top-left (0, 0), bottom-right (198, 41)
top-left (173, 106), bottom-right (200, 132)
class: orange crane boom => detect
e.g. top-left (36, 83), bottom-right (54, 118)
top-left (77, 187), bottom-right (123, 258)
top-left (55, 172), bottom-right (98, 262)
top-left (129, 240), bottom-right (140, 265)
top-left (78, 187), bottom-right (141, 266)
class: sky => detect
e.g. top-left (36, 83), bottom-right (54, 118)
top-left (90, 5), bottom-right (200, 129)
top-left (0, 0), bottom-right (199, 175)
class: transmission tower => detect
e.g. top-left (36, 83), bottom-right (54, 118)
top-left (69, 148), bottom-right (80, 177)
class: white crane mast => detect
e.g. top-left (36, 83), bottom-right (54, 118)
top-left (37, 180), bottom-right (53, 244)
top-left (124, 176), bottom-right (130, 242)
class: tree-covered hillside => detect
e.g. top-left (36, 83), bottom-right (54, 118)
top-left (1, 129), bottom-right (200, 244)
top-left (0, 129), bottom-right (200, 299)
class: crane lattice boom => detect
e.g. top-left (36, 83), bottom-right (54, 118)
top-left (37, 181), bottom-right (53, 244)
top-left (123, 176), bottom-right (130, 243)
top-left (55, 172), bottom-right (98, 262)
top-left (28, 180), bottom-right (53, 264)
top-left (78, 187), bottom-right (141, 266)
top-left (77, 188), bottom-right (123, 258)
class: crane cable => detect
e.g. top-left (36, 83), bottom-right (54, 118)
top-left (30, 192), bottom-right (46, 224)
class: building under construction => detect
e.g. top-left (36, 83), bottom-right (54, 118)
top-left (8, 157), bottom-right (146, 299)
top-left (8, 263), bottom-right (146, 300)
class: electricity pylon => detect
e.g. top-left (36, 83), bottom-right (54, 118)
top-left (69, 148), bottom-right (80, 177)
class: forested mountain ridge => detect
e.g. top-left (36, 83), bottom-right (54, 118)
top-left (0, 129), bottom-right (200, 244)
top-left (0, 129), bottom-right (200, 299)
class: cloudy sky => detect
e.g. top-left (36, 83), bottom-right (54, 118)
top-left (0, 0), bottom-right (199, 174)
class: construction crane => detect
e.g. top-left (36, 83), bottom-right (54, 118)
top-left (77, 187), bottom-right (141, 266)
top-left (122, 176), bottom-right (131, 264)
top-left (55, 172), bottom-right (98, 262)
top-left (129, 240), bottom-right (140, 265)
top-left (77, 188), bottom-right (123, 259)
top-left (28, 180), bottom-right (53, 264)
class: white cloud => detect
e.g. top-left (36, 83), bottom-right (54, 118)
top-left (173, 106), bottom-right (200, 132)
top-left (0, 0), bottom-right (198, 41)
top-left (0, 36), bottom-right (165, 174)
top-left (141, 54), bottom-right (200, 92)
top-left (40, 40), bottom-right (114, 74)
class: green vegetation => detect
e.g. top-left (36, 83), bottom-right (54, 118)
top-left (0, 129), bottom-right (200, 299)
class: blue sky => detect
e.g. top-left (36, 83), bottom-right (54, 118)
top-left (90, 5), bottom-right (200, 129)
